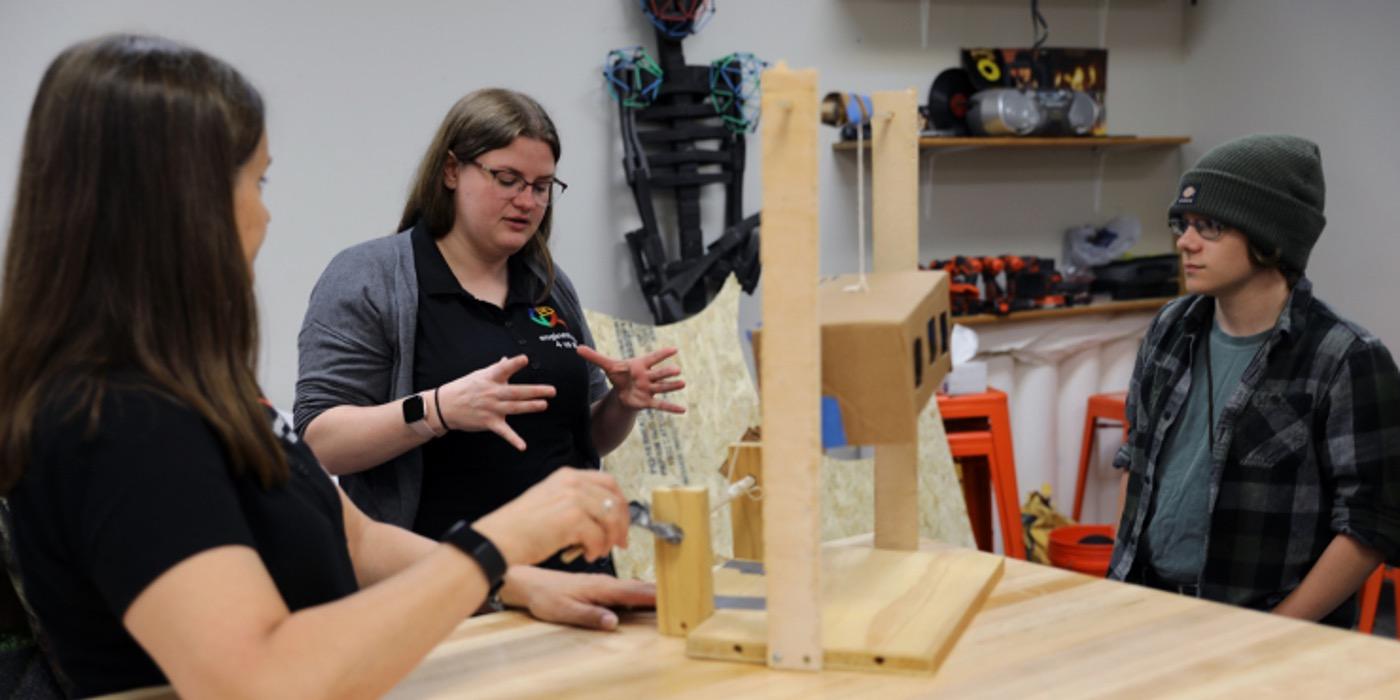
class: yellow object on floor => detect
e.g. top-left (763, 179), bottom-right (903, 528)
top-left (1022, 484), bottom-right (1074, 565)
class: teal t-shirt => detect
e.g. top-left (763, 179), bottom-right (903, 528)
top-left (1144, 320), bottom-right (1269, 583)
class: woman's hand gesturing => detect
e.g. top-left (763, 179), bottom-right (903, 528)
top-left (576, 346), bottom-right (686, 414)
top-left (438, 355), bottom-right (555, 451)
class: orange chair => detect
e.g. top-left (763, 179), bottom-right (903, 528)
top-left (1358, 565), bottom-right (1400, 639)
top-left (1072, 391), bottom-right (1129, 522)
top-left (947, 430), bottom-right (997, 554)
top-left (938, 388), bottom-right (1026, 559)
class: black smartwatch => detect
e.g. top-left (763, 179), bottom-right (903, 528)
top-left (442, 521), bottom-right (508, 594)
top-left (402, 393), bottom-right (436, 439)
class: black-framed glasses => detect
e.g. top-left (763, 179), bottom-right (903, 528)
top-left (1168, 216), bottom-right (1228, 241)
top-left (469, 159), bottom-right (567, 206)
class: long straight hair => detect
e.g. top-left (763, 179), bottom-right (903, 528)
top-left (0, 34), bottom-right (287, 493)
top-left (399, 88), bottom-right (562, 299)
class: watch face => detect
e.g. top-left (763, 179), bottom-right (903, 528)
top-left (402, 394), bottom-right (426, 423)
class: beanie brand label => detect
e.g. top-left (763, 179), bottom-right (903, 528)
top-left (1177, 184), bottom-right (1198, 206)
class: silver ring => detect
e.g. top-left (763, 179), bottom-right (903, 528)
top-left (601, 497), bottom-right (616, 513)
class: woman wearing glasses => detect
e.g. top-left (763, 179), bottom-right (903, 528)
top-left (0, 36), bottom-right (642, 697)
top-left (295, 89), bottom-right (684, 609)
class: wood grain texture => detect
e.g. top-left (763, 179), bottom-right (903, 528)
top-left (758, 61), bottom-right (823, 672)
top-left (688, 546), bottom-right (1003, 673)
top-left (870, 89), bottom-right (919, 274)
top-left (387, 539), bottom-right (1400, 699)
top-left (867, 92), bottom-right (928, 564)
top-left (726, 431), bottom-right (764, 561)
top-left (873, 441), bottom-right (919, 550)
top-left (652, 486), bottom-right (714, 636)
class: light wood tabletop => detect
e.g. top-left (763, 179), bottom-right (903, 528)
top-left (388, 544), bottom-right (1400, 699)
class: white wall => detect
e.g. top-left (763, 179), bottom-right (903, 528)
top-left (1179, 0), bottom-right (1400, 348)
top-left (3, 0), bottom-right (1192, 409)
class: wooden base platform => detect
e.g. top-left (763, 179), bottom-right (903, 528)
top-left (686, 545), bottom-right (1004, 673)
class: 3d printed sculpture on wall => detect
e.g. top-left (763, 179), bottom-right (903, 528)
top-left (603, 0), bottom-right (765, 324)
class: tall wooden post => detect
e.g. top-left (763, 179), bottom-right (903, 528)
top-left (870, 89), bottom-right (922, 551)
top-left (759, 61), bottom-right (823, 672)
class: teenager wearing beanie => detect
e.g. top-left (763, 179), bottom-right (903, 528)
top-left (1108, 134), bottom-right (1400, 628)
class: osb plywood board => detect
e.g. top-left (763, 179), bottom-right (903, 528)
top-left (687, 546), bottom-right (1005, 673)
top-left (585, 277), bottom-right (974, 581)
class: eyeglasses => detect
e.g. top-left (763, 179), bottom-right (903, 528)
top-left (1168, 216), bottom-right (1229, 242)
top-left (468, 159), bottom-right (567, 206)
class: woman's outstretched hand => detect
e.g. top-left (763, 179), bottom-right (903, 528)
top-left (576, 346), bottom-right (686, 414)
top-left (501, 567), bottom-right (655, 631)
top-left (438, 355), bottom-right (555, 450)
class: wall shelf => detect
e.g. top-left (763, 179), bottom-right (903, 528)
top-left (954, 296), bottom-right (1176, 326)
top-left (833, 135), bottom-right (1191, 152)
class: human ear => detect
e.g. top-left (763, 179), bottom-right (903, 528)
top-left (443, 153), bottom-right (460, 190)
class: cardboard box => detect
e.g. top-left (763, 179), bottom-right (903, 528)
top-left (754, 270), bottom-right (952, 445)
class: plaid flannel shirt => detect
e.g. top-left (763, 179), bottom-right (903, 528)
top-left (1109, 278), bottom-right (1400, 611)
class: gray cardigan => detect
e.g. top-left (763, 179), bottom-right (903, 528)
top-left (294, 231), bottom-right (607, 528)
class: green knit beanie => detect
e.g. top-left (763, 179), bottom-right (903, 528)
top-left (1169, 134), bottom-right (1327, 273)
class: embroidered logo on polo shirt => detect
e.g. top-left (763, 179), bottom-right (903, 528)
top-left (1177, 184), bottom-right (1198, 206)
top-left (528, 305), bottom-right (568, 330)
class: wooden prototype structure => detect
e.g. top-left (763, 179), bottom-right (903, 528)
top-left (653, 64), bottom-right (1002, 675)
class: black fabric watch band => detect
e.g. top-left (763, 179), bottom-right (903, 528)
top-left (442, 521), bottom-right (508, 593)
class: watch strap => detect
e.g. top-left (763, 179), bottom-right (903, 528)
top-left (442, 521), bottom-right (508, 592)
top-left (407, 418), bottom-right (437, 439)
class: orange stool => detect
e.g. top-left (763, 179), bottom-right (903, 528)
top-left (947, 431), bottom-right (996, 553)
top-left (938, 388), bottom-right (1025, 560)
top-left (1072, 391), bottom-right (1129, 522)
top-left (1358, 565), bottom-right (1400, 639)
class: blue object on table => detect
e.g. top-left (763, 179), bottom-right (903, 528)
top-left (821, 395), bottom-right (848, 449)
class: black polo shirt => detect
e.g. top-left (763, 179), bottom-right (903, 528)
top-left (410, 224), bottom-right (605, 572)
top-left (8, 383), bottom-right (358, 697)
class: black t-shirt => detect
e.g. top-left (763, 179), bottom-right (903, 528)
top-left (410, 224), bottom-right (606, 573)
top-left (7, 384), bottom-right (358, 697)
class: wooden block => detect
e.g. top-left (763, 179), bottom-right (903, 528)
top-left (871, 89), bottom-right (919, 274)
top-left (874, 440), bottom-right (919, 551)
top-left (758, 60), bottom-right (823, 672)
top-left (652, 486), bottom-right (714, 637)
top-left (725, 428), bottom-right (764, 561)
top-left (688, 546), bottom-right (1005, 673)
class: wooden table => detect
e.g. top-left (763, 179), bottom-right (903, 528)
top-left (388, 542), bottom-right (1400, 699)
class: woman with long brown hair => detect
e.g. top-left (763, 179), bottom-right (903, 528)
top-left (295, 89), bottom-right (686, 576)
top-left (0, 35), bottom-right (647, 697)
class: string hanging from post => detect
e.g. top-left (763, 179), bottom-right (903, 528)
top-left (817, 91), bottom-right (881, 292)
top-left (846, 109), bottom-right (895, 293)
top-left (845, 100), bottom-right (875, 292)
